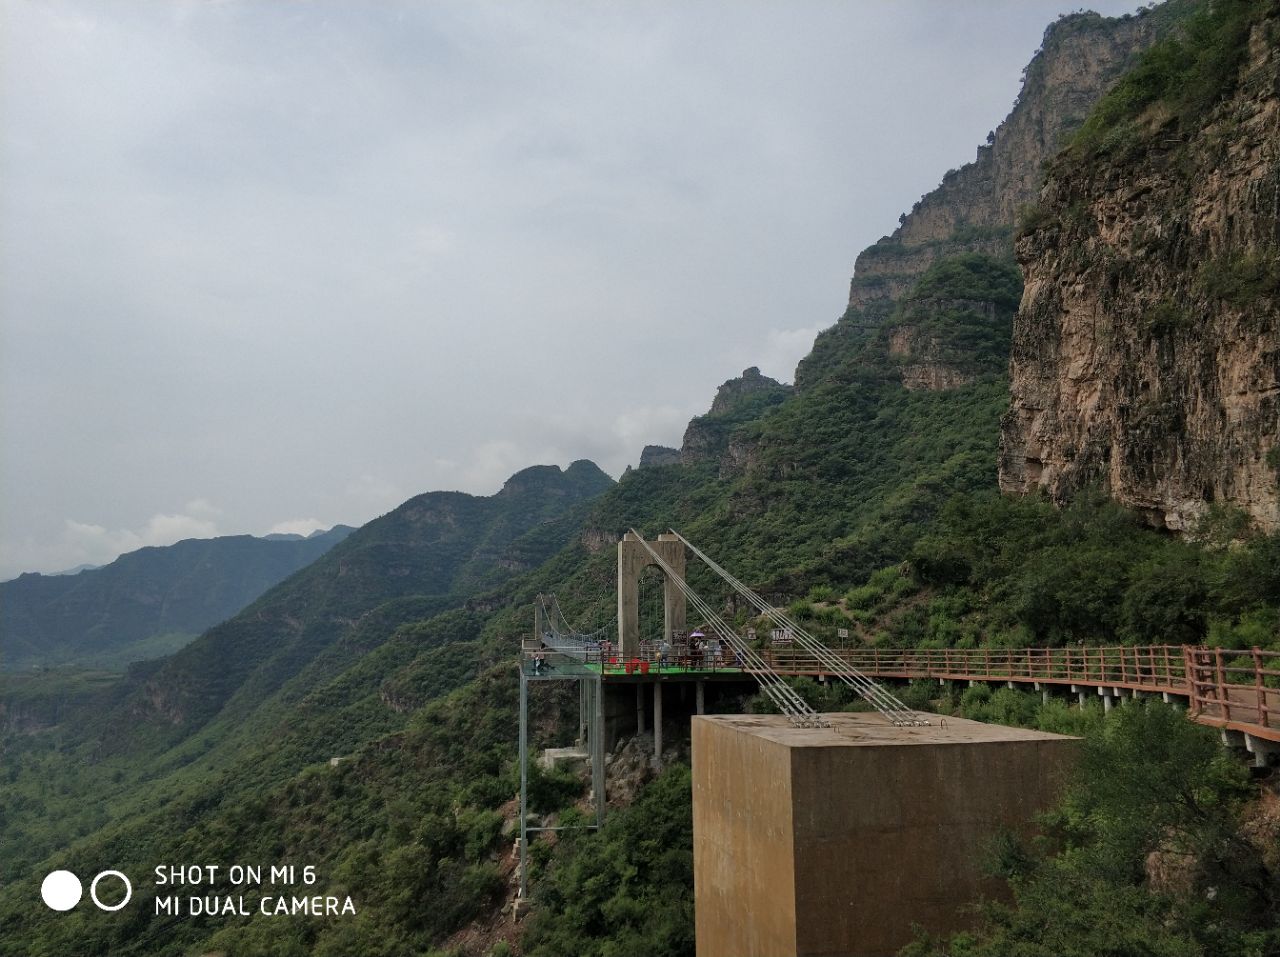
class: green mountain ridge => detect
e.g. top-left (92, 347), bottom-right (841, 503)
top-left (0, 526), bottom-right (355, 672)
top-left (87, 460), bottom-right (614, 751)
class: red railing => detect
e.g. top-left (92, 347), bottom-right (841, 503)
top-left (758, 644), bottom-right (1280, 741)
top-left (761, 644), bottom-right (1187, 690)
top-left (1183, 646), bottom-right (1280, 735)
top-left (525, 639), bottom-right (1280, 742)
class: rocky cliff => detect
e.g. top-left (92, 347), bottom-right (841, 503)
top-left (680, 367), bottom-right (792, 467)
top-left (638, 445), bottom-right (681, 468)
top-left (842, 8), bottom-right (1180, 314)
top-left (1000, 3), bottom-right (1280, 532)
top-left (795, 6), bottom-right (1179, 395)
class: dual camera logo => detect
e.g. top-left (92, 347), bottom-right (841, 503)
top-left (40, 870), bottom-right (132, 913)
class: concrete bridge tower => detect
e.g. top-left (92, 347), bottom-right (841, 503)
top-left (617, 531), bottom-right (686, 657)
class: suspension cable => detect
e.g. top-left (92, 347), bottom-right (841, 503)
top-left (628, 530), bottom-right (826, 728)
top-left (672, 530), bottom-right (929, 727)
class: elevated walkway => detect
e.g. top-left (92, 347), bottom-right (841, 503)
top-left (757, 644), bottom-right (1280, 746)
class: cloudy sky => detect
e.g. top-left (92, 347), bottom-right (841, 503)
top-left (0, 0), bottom-right (1144, 579)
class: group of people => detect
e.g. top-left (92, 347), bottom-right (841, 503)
top-left (532, 631), bottom-right (748, 673)
top-left (650, 633), bottom-right (735, 669)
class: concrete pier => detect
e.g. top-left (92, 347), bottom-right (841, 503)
top-left (693, 713), bottom-right (1078, 957)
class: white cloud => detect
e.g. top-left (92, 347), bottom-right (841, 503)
top-left (460, 440), bottom-right (537, 493)
top-left (611, 404), bottom-right (699, 460)
top-left (266, 518), bottom-right (327, 537)
top-left (183, 497), bottom-right (223, 518)
top-left (0, 510), bottom-right (223, 579)
top-left (136, 512), bottom-right (220, 546)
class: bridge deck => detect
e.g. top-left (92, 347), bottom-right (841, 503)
top-left (756, 644), bottom-right (1280, 745)
top-left (524, 641), bottom-right (1280, 744)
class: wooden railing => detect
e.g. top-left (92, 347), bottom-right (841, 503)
top-left (758, 644), bottom-right (1280, 741)
top-left (762, 644), bottom-right (1187, 690)
top-left (1183, 646), bottom-right (1280, 736)
top-left (538, 639), bottom-right (1280, 742)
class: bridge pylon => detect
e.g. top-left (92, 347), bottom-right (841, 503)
top-left (617, 531), bottom-right (686, 657)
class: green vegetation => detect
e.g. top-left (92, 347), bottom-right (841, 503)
top-left (1198, 249), bottom-right (1280, 306)
top-left (903, 702), bottom-right (1276, 957)
top-left (1070, 0), bottom-right (1275, 157)
top-left (856, 491), bottom-right (1280, 651)
top-left (523, 765), bottom-right (695, 957)
top-left (0, 526), bottom-right (352, 671)
top-left (910, 253), bottom-right (1021, 310)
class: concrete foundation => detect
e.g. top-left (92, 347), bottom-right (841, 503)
top-left (693, 713), bottom-right (1078, 957)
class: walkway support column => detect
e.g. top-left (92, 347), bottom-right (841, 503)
top-left (654, 682), bottom-right (664, 765)
top-left (592, 677), bottom-right (606, 822)
top-left (696, 680), bottom-right (706, 715)
top-left (518, 670), bottom-right (529, 900)
top-left (636, 684), bottom-right (646, 735)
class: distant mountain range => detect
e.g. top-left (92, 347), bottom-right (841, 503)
top-left (0, 525), bottom-right (355, 671)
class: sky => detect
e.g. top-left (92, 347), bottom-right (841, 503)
top-left (0, 0), bottom-right (1146, 579)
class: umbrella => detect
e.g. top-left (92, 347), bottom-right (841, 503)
top-left (689, 630), bottom-right (705, 638)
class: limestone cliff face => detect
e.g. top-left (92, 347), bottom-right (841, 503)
top-left (638, 445), bottom-right (681, 468)
top-left (888, 299), bottom-right (1002, 391)
top-left (798, 8), bottom-right (1177, 394)
top-left (845, 11), bottom-right (1170, 310)
top-left (681, 367), bottom-right (792, 468)
top-left (1000, 15), bottom-right (1280, 532)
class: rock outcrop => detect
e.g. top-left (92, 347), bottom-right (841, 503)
top-left (681, 368), bottom-right (792, 468)
top-left (638, 445), bottom-right (681, 468)
top-left (844, 10), bottom-right (1173, 313)
top-left (795, 7), bottom-right (1177, 396)
top-left (888, 297), bottom-right (1008, 391)
top-left (1000, 11), bottom-right (1280, 532)
top-left (706, 366), bottom-right (787, 415)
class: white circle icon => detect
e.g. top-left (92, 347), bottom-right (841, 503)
top-left (90, 870), bottom-right (132, 912)
top-left (41, 870), bottom-right (83, 911)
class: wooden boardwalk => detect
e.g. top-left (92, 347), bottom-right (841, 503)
top-left (760, 644), bottom-right (1280, 745)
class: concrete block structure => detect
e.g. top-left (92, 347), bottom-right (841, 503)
top-left (693, 713), bottom-right (1078, 957)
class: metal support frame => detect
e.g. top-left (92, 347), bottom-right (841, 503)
top-left (517, 660), bottom-right (606, 904)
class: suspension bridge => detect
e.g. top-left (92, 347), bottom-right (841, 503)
top-left (515, 529), bottom-right (1278, 957)
top-left (523, 529), bottom-right (1279, 750)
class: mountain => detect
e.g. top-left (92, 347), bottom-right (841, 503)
top-left (75, 460), bottom-right (614, 748)
top-left (6, 5), bottom-right (1279, 957)
top-left (1001, 0), bottom-right (1280, 532)
top-left (798, 2), bottom-right (1188, 391)
top-left (0, 526), bottom-right (354, 671)
top-left (50, 562), bottom-right (100, 576)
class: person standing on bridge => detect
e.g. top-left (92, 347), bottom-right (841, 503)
top-left (706, 637), bottom-right (721, 668)
top-left (658, 639), bottom-right (671, 670)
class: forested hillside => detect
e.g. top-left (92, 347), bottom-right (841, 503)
top-left (0, 526), bottom-right (352, 671)
top-left (2, 3), bottom-right (1278, 956)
